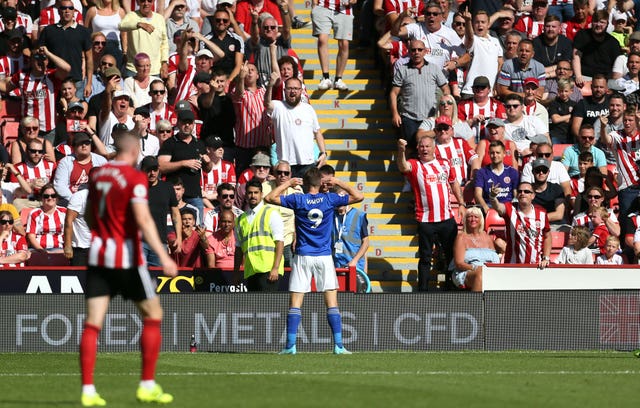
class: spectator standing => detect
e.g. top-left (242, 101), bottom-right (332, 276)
top-left (389, 39), bottom-right (449, 146)
top-left (490, 181), bottom-right (552, 268)
top-left (123, 53), bottom-right (161, 107)
top-left (203, 182), bottom-right (244, 233)
top-left (312, 0), bottom-right (355, 90)
top-left (98, 87), bottom-right (134, 148)
top-left (561, 0), bottom-right (591, 41)
top-left (613, 32), bottom-right (640, 79)
top-left (79, 132), bottom-right (176, 407)
top-left (119, 0), bottom-right (169, 78)
top-left (198, 71), bottom-right (236, 161)
top-left (396, 136), bottom-right (464, 291)
top-left (165, 0), bottom-right (199, 54)
top-left (158, 108), bottom-right (212, 219)
top-left (139, 79), bottom-right (177, 135)
top-left (84, 0), bottom-right (127, 69)
top-left (39, 0), bottom-right (93, 99)
top-left (458, 76), bottom-right (507, 144)
top-left (513, 0), bottom-right (548, 39)
top-left (234, 179), bottom-right (284, 291)
top-left (571, 74), bottom-right (610, 138)
top-left (235, 0), bottom-right (284, 37)
top-left (503, 94), bottom-right (549, 156)
top-left (532, 14), bottom-right (573, 78)
top-left (201, 8), bottom-right (243, 83)
top-left (63, 189), bottom-right (90, 266)
top-left (331, 185), bottom-right (369, 279)
top-left (497, 39), bottom-right (546, 99)
top-left (201, 136), bottom-right (236, 208)
top-left (264, 167), bottom-right (363, 354)
top-left (474, 139), bottom-right (520, 213)
top-left (265, 74), bottom-right (327, 178)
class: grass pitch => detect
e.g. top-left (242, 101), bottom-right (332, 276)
top-left (1, 351), bottom-right (639, 407)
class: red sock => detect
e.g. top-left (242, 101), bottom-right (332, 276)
top-left (79, 323), bottom-right (101, 385)
top-left (140, 319), bottom-right (162, 381)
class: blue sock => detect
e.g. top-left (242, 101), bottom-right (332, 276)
top-left (327, 307), bottom-right (343, 348)
top-left (286, 308), bottom-right (301, 349)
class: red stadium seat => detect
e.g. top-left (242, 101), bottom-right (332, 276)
top-left (551, 231), bottom-right (568, 249)
top-left (1, 119), bottom-right (19, 148)
top-left (485, 208), bottom-right (505, 232)
top-left (552, 144), bottom-right (571, 161)
top-left (19, 207), bottom-right (30, 228)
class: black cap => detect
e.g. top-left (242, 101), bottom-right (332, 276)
top-left (5, 28), bottom-right (22, 41)
top-left (193, 71), bottom-right (212, 84)
top-left (3, 7), bottom-right (17, 20)
top-left (112, 123), bottom-right (129, 134)
top-left (73, 132), bottom-right (91, 145)
top-left (205, 136), bottom-right (224, 149)
top-left (177, 109), bottom-right (195, 122)
top-left (140, 155), bottom-right (159, 171)
top-left (134, 106), bottom-right (150, 117)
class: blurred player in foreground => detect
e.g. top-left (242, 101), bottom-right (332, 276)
top-left (79, 132), bottom-right (178, 406)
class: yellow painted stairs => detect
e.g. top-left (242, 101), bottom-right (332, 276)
top-left (290, 1), bottom-right (419, 292)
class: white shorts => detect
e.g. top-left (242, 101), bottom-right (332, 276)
top-left (289, 254), bottom-right (339, 293)
top-left (311, 6), bottom-right (354, 41)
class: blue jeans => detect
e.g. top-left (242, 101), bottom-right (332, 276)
top-left (547, 4), bottom-right (574, 21)
top-left (617, 186), bottom-right (640, 221)
top-left (184, 197), bottom-right (204, 225)
top-left (143, 241), bottom-right (166, 267)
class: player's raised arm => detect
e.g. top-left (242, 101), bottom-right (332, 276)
top-left (332, 177), bottom-right (363, 204)
top-left (265, 178), bottom-right (302, 206)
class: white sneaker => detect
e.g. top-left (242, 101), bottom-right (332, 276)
top-left (333, 79), bottom-right (348, 91)
top-left (318, 78), bottom-right (333, 90)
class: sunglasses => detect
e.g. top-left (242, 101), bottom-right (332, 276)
top-left (75, 140), bottom-right (92, 146)
top-left (439, 100), bottom-right (454, 106)
top-left (263, 25), bottom-right (278, 31)
top-left (472, 86), bottom-right (488, 91)
top-left (410, 47), bottom-right (424, 52)
top-left (42, 193), bottom-right (57, 199)
top-left (276, 170), bottom-right (290, 176)
top-left (505, 104), bottom-right (521, 109)
top-left (100, 61), bottom-right (114, 66)
top-left (581, 136), bottom-right (595, 141)
top-left (587, 194), bottom-right (603, 199)
top-left (221, 194), bottom-right (235, 199)
top-left (454, 21), bottom-right (465, 27)
top-left (255, 165), bottom-right (270, 169)
top-left (537, 153), bottom-right (552, 158)
top-left (424, 12), bottom-right (441, 16)
top-left (59, 5), bottom-right (74, 10)
top-left (158, 129), bottom-right (173, 133)
top-left (23, 126), bottom-right (39, 131)
top-left (215, 18), bottom-right (229, 23)
top-left (517, 189), bottom-right (533, 194)
top-left (0, 219), bottom-right (14, 225)
top-left (534, 167), bottom-right (549, 174)
top-left (435, 126), bottom-right (451, 132)
top-left (93, 41), bottom-right (106, 46)
top-left (150, 89), bottom-right (166, 95)
top-left (28, 148), bottom-right (44, 154)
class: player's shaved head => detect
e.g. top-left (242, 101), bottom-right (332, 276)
top-left (115, 132), bottom-right (140, 153)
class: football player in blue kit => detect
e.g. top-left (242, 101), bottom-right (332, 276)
top-left (265, 167), bottom-right (364, 354)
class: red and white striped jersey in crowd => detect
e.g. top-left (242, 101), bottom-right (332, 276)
top-left (514, 16), bottom-right (544, 39)
top-left (38, 6), bottom-right (83, 29)
top-left (405, 158), bottom-right (455, 223)
top-left (383, 0), bottom-right (424, 16)
top-left (608, 130), bottom-right (640, 190)
top-left (26, 206), bottom-right (67, 249)
top-left (547, 0), bottom-right (572, 6)
top-left (435, 138), bottom-right (478, 184)
top-left (572, 209), bottom-right (618, 231)
top-left (168, 53), bottom-right (197, 104)
top-left (11, 69), bottom-right (60, 132)
top-left (0, 55), bottom-right (26, 79)
top-left (457, 98), bottom-right (506, 140)
top-left (503, 202), bottom-right (549, 264)
top-left (0, 13), bottom-right (34, 34)
top-left (55, 143), bottom-right (74, 158)
top-left (201, 160), bottom-right (236, 195)
top-left (232, 87), bottom-right (271, 148)
top-left (0, 231), bottom-right (28, 268)
top-left (237, 168), bottom-right (254, 185)
top-left (203, 205), bottom-right (244, 233)
top-left (88, 163), bottom-right (148, 269)
top-left (13, 159), bottom-right (56, 188)
top-left (316, 0), bottom-right (352, 14)
top-left (147, 103), bottom-right (177, 132)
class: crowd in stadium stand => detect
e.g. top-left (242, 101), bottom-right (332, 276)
top-left (2, 0), bottom-right (640, 292)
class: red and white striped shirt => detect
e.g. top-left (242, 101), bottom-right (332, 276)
top-left (0, 55), bottom-right (26, 80)
top-left (435, 138), bottom-right (478, 184)
top-left (457, 98), bottom-right (507, 141)
top-left (514, 16), bottom-right (544, 39)
top-left (0, 231), bottom-right (28, 268)
top-left (405, 158), bottom-right (455, 223)
top-left (503, 202), bottom-right (550, 264)
top-left (572, 210), bottom-right (618, 231)
top-left (38, 6), bottom-right (83, 29)
top-left (145, 103), bottom-right (177, 132)
top-left (237, 168), bottom-right (254, 186)
top-left (383, 0), bottom-right (424, 16)
top-left (609, 130), bottom-right (640, 190)
top-left (11, 69), bottom-right (60, 132)
top-left (55, 143), bottom-right (74, 158)
top-left (201, 160), bottom-right (236, 195)
top-left (317, 0), bottom-right (353, 14)
top-left (13, 159), bottom-right (56, 192)
top-left (0, 13), bottom-right (34, 34)
top-left (168, 53), bottom-right (197, 104)
top-left (88, 163), bottom-right (148, 269)
top-left (26, 206), bottom-right (67, 249)
top-left (232, 87), bottom-right (271, 148)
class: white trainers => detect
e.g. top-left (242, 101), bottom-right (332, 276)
top-left (318, 78), bottom-right (333, 90)
top-left (333, 79), bottom-right (348, 91)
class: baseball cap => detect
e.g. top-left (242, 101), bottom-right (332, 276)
top-left (532, 158), bottom-right (550, 170)
top-left (486, 117), bottom-right (505, 127)
top-left (6, 28), bottom-right (22, 41)
top-left (251, 152), bottom-right (271, 167)
top-left (612, 10), bottom-right (627, 21)
top-left (177, 109), bottom-right (195, 122)
top-left (103, 66), bottom-right (122, 79)
top-left (472, 76), bottom-right (490, 88)
top-left (523, 77), bottom-right (539, 88)
top-left (175, 99), bottom-right (191, 111)
top-left (112, 89), bottom-right (131, 100)
top-left (530, 134), bottom-right (549, 144)
top-left (67, 101), bottom-right (84, 111)
top-left (173, 29), bottom-right (184, 39)
top-left (3, 6), bottom-right (17, 20)
top-left (112, 123), bottom-right (129, 134)
top-left (217, 0), bottom-right (234, 5)
top-left (196, 49), bottom-right (213, 59)
top-left (205, 136), bottom-right (224, 149)
top-left (193, 71), bottom-right (212, 84)
top-left (630, 31), bottom-right (640, 42)
top-left (140, 155), bottom-right (159, 171)
top-left (73, 132), bottom-right (91, 145)
top-left (134, 106), bottom-right (150, 117)
top-left (434, 115), bottom-right (452, 127)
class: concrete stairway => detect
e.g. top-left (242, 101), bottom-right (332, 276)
top-left (290, 3), bottom-right (419, 292)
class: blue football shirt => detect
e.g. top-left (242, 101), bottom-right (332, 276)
top-left (280, 192), bottom-right (349, 256)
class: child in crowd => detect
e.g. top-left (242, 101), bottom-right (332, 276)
top-left (548, 79), bottom-right (577, 145)
top-left (588, 206), bottom-right (609, 254)
top-left (596, 236), bottom-right (624, 264)
top-left (569, 151), bottom-right (593, 207)
top-left (556, 226), bottom-right (593, 264)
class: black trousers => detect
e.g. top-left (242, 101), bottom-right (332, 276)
top-left (417, 218), bottom-right (458, 292)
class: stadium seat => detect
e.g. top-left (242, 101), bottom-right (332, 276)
top-left (552, 144), bottom-right (571, 161)
top-left (485, 208), bottom-right (505, 232)
top-left (19, 207), bottom-right (30, 228)
top-left (1, 119), bottom-right (19, 148)
top-left (551, 231), bottom-right (568, 249)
